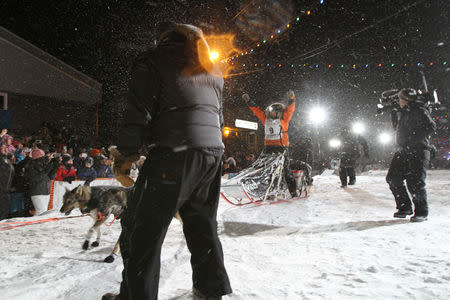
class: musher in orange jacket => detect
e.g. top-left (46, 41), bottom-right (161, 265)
top-left (243, 91), bottom-right (298, 197)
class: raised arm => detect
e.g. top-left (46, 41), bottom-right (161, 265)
top-left (243, 93), bottom-right (265, 125)
top-left (283, 90), bottom-right (296, 122)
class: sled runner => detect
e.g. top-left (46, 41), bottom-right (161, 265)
top-left (221, 151), bottom-right (310, 206)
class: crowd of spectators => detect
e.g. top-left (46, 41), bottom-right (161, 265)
top-left (0, 124), bottom-right (146, 220)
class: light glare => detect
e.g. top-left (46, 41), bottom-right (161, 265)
top-left (209, 51), bottom-right (219, 61)
top-left (379, 132), bottom-right (392, 144)
top-left (352, 122), bottom-right (365, 134)
top-left (309, 107), bottom-right (326, 124)
top-left (329, 139), bottom-right (341, 148)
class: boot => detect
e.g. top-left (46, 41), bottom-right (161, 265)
top-left (410, 215), bottom-right (428, 222)
top-left (193, 287), bottom-right (222, 300)
top-left (393, 210), bottom-right (413, 218)
top-left (101, 293), bottom-right (120, 300)
top-left (348, 179), bottom-right (355, 185)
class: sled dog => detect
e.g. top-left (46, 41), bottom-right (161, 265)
top-left (61, 184), bottom-right (183, 263)
top-left (60, 185), bottom-right (128, 263)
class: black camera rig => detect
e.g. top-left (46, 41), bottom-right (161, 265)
top-left (376, 70), bottom-right (441, 115)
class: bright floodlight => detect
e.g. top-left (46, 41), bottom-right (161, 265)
top-left (209, 51), bottom-right (219, 62)
top-left (379, 132), bottom-right (392, 144)
top-left (329, 139), bottom-right (341, 148)
top-left (352, 122), bottom-right (365, 134)
top-left (309, 107), bottom-right (326, 124)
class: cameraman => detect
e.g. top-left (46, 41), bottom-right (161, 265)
top-left (386, 88), bottom-right (436, 222)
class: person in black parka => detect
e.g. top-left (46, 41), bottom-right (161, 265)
top-left (9, 154), bottom-right (32, 217)
top-left (24, 149), bottom-right (59, 215)
top-left (338, 128), bottom-right (369, 187)
top-left (76, 157), bottom-right (97, 186)
top-left (0, 144), bottom-right (14, 220)
top-left (103, 23), bottom-right (232, 300)
top-left (386, 88), bottom-right (436, 222)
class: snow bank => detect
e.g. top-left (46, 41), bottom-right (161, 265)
top-left (1, 170), bottom-right (449, 299)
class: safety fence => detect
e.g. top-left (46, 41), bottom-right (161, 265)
top-left (48, 178), bottom-right (125, 211)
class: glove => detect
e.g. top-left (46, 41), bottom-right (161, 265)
top-left (242, 93), bottom-right (250, 103)
top-left (109, 147), bottom-right (139, 187)
top-left (63, 176), bottom-right (76, 184)
top-left (287, 90), bottom-right (295, 100)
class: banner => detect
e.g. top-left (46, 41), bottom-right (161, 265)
top-left (0, 110), bottom-right (12, 128)
top-left (48, 178), bottom-right (126, 211)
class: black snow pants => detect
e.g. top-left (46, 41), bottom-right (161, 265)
top-left (120, 148), bottom-right (232, 300)
top-left (0, 192), bottom-right (9, 220)
top-left (264, 146), bottom-right (297, 197)
top-left (386, 148), bottom-right (430, 216)
top-left (339, 166), bottom-right (356, 186)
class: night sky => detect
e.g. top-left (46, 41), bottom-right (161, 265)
top-left (1, 0), bottom-right (449, 149)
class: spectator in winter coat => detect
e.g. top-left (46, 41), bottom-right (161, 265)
top-left (386, 88), bottom-right (436, 222)
top-left (24, 149), bottom-right (59, 215)
top-left (77, 157), bottom-right (97, 185)
top-left (55, 155), bottom-right (77, 183)
top-left (73, 150), bottom-right (88, 171)
top-left (0, 144), bottom-right (14, 220)
top-left (96, 155), bottom-right (114, 178)
top-left (35, 127), bottom-right (52, 146)
top-left (1, 134), bottom-right (16, 155)
top-left (14, 146), bottom-right (25, 163)
top-left (103, 22), bottom-right (232, 300)
top-left (91, 149), bottom-right (104, 174)
top-left (222, 157), bottom-right (237, 176)
top-left (129, 162), bottom-right (139, 181)
top-left (243, 153), bottom-right (255, 169)
top-left (9, 154), bottom-right (31, 217)
top-left (0, 128), bottom-right (7, 140)
top-left (136, 155), bottom-right (146, 171)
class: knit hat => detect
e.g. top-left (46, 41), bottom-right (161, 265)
top-left (62, 154), bottom-right (72, 164)
top-left (91, 148), bottom-right (101, 156)
top-left (85, 157), bottom-right (94, 165)
top-left (32, 149), bottom-right (45, 160)
top-left (1, 134), bottom-right (12, 144)
top-left (225, 157), bottom-right (236, 166)
top-left (398, 88), bottom-right (417, 102)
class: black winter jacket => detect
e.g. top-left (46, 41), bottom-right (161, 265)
top-left (11, 156), bottom-right (31, 193)
top-left (116, 30), bottom-right (224, 156)
top-left (339, 133), bottom-right (369, 166)
top-left (25, 157), bottom-right (59, 196)
top-left (393, 104), bottom-right (436, 150)
top-left (0, 154), bottom-right (14, 193)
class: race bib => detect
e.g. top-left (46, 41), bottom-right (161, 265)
top-left (265, 119), bottom-right (282, 140)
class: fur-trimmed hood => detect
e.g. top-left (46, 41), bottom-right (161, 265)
top-left (157, 22), bottom-right (215, 75)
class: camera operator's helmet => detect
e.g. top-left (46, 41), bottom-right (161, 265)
top-left (398, 88), bottom-right (417, 102)
top-left (265, 103), bottom-right (285, 119)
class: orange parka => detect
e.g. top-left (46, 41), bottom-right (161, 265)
top-left (248, 98), bottom-right (295, 147)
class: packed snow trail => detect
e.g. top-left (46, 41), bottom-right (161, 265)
top-left (1, 171), bottom-right (449, 299)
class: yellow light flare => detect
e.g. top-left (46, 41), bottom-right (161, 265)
top-left (210, 51), bottom-right (219, 61)
top-left (224, 129), bottom-right (230, 136)
top-left (202, 34), bottom-right (240, 77)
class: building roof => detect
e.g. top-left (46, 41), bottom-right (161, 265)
top-left (0, 26), bottom-right (102, 104)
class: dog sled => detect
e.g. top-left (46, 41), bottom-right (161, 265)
top-left (221, 151), bottom-right (311, 206)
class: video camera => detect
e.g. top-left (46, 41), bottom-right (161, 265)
top-left (376, 89), bottom-right (440, 115)
top-left (376, 89), bottom-right (400, 115)
top-left (376, 70), bottom-right (441, 115)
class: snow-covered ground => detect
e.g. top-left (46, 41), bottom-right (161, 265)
top-left (1, 170), bottom-right (449, 300)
